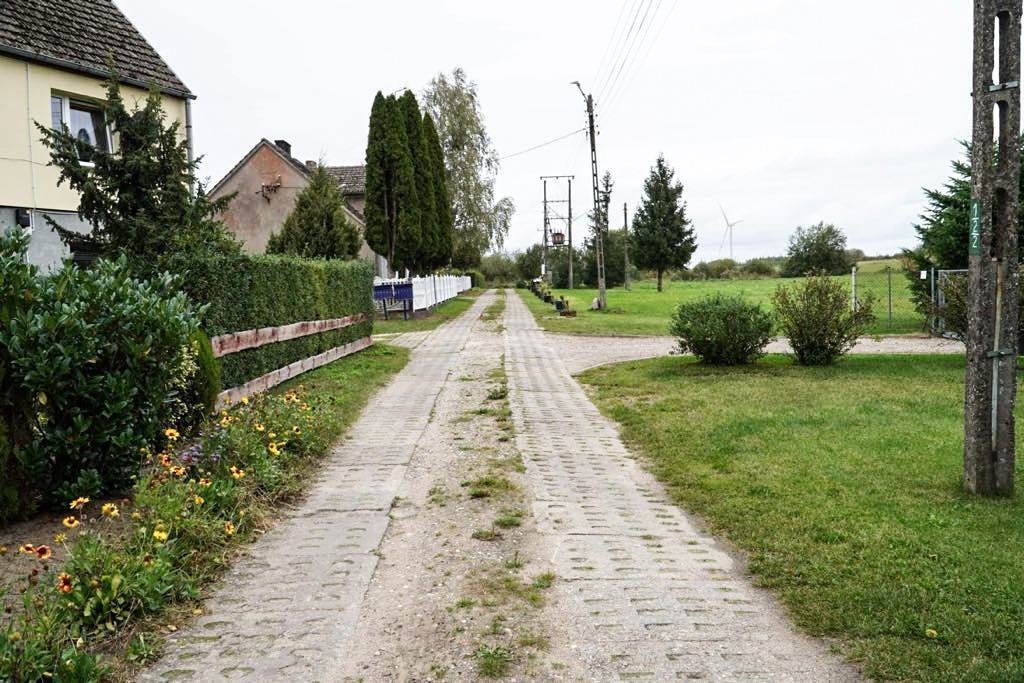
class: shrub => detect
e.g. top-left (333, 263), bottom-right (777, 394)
top-left (669, 294), bottom-right (774, 365)
top-left (0, 228), bottom-right (201, 506)
top-left (773, 271), bottom-right (876, 365)
top-left (742, 258), bottom-right (778, 277)
top-left (780, 222), bottom-right (851, 277)
top-left (165, 253), bottom-right (374, 389)
top-left (691, 259), bottom-right (738, 280)
top-left (468, 269), bottom-right (485, 288)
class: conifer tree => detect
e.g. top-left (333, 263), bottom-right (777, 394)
top-left (630, 155), bottom-right (696, 291)
top-left (364, 92), bottom-right (421, 274)
top-left (266, 164), bottom-right (360, 259)
top-left (399, 91), bottom-right (435, 273)
top-left (423, 113), bottom-right (453, 269)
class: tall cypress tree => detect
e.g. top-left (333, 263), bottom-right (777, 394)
top-left (424, 113), bottom-right (453, 269)
top-left (364, 92), bottom-right (421, 274)
top-left (399, 91), bottom-right (435, 274)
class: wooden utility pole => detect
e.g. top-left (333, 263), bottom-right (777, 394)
top-left (623, 202), bottom-right (630, 291)
top-left (964, 0), bottom-right (1021, 495)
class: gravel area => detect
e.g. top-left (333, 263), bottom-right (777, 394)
top-left (542, 332), bottom-right (963, 375)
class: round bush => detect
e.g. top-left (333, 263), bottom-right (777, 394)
top-left (772, 271), bottom-right (876, 365)
top-left (669, 294), bottom-right (774, 365)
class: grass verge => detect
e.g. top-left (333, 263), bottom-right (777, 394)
top-left (579, 353), bottom-right (1024, 682)
top-left (373, 288), bottom-right (483, 335)
top-left (0, 343), bottom-right (408, 681)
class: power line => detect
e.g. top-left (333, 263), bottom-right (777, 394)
top-left (499, 127), bottom-right (587, 160)
top-left (604, 0), bottom-right (677, 118)
top-left (591, 2), bottom-right (632, 91)
top-left (601, 0), bottom-right (656, 110)
top-left (604, 0), bottom-right (664, 109)
top-left (596, 0), bottom-right (646, 102)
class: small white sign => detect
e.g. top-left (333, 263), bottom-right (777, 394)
top-left (920, 270), bottom-right (928, 280)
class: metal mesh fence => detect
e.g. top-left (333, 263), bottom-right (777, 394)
top-left (851, 266), bottom-right (927, 333)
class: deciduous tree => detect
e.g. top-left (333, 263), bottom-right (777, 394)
top-left (630, 155), bottom-right (696, 291)
top-left (780, 222), bottom-right (850, 277)
top-left (422, 68), bottom-right (513, 268)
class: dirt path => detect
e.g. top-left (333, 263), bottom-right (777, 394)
top-left (139, 294), bottom-right (498, 681)
top-left (504, 290), bottom-right (859, 681)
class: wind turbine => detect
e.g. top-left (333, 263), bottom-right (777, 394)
top-left (718, 204), bottom-right (743, 261)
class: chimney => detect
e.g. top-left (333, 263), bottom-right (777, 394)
top-left (306, 160), bottom-right (317, 171)
top-left (274, 139), bottom-right (291, 156)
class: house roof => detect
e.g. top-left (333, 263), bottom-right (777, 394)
top-left (0, 0), bottom-right (192, 98)
top-left (325, 165), bottom-right (365, 196)
top-left (208, 138), bottom-right (310, 197)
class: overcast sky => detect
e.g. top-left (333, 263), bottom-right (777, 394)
top-left (117, 1), bottom-right (973, 263)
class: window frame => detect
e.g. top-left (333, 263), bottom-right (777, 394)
top-left (50, 92), bottom-right (112, 165)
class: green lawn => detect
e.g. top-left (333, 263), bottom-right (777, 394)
top-left (519, 266), bottom-right (922, 336)
top-left (373, 289), bottom-right (483, 335)
top-left (579, 354), bottom-right (1024, 681)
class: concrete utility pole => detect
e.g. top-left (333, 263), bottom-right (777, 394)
top-left (623, 202), bottom-right (630, 291)
top-left (568, 177), bottom-right (574, 289)
top-left (541, 175), bottom-right (573, 286)
top-left (542, 178), bottom-right (550, 282)
top-left (573, 81), bottom-right (606, 310)
top-left (964, 0), bottom-right (1022, 495)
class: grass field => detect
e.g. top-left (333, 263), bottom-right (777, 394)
top-left (580, 353), bottom-right (1024, 681)
top-left (520, 261), bottom-right (923, 337)
top-left (373, 289), bottom-right (483, 335)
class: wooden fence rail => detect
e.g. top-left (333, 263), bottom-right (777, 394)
top-left (210, 313), bottom-right (368, 358)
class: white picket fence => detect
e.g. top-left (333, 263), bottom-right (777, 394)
top-left (374, 274), bottom-right (472, 311)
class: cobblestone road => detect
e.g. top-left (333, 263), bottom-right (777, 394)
top-left (503, 291), bottom-right (859, 681)
top-left (139, 294), bottom-right (494, 682)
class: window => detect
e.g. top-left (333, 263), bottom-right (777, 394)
top-left (50, 94), bottom-right (110, 163)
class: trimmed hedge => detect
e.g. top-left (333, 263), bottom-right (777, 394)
top-left (168, 254), bottom-right (375, 389)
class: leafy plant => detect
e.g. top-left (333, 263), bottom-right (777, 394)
top-left (773, 271), bottom-right (876, 365)
top-left (669, 294), bottom-right (773, 365)
top-left (781, 222), bottom-right (851, 277)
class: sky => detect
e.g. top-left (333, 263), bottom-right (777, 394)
top-left (117, 0), bottom-right (974, 264)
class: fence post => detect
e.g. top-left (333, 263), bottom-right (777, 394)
top-left (887, 266), bottom-right (893, 325)
top-left (930, 267), bottom-right (937, 334)
top-left (851, 266), bottom-right (858, 311)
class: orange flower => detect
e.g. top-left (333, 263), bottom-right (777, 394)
top-left (164, 428), bottom-right (180, 441)
top-left (230, 466), bottom-right (245, 480)
top-left (34, 545), bottom-right (52, 560)
top-left (193, 496), bottom-right (204, 506)
top-left (18, 543), bottom-right (34, 555)
top-left (169, 465), bottom-right (186, 477)
top-left (62, 516), bottom-right (79, 529)
top-left (56, 573), bottom-right (72, 593)
top-left (223, 521), bottom-right (235, 536)
top-left (101, 503), bottom-right (120, 518)
top-left (198, 478), bottom-right (212, 487)
top-left (159, 453), bottom-right (173, 466)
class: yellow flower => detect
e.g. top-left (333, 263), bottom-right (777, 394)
top-left (142, 553), bottom-right (153, 566)
top-left (0, 546), bottom-right (7, 556)
top-left (53, 533), bottom-right (67, 544)
top-left (152, 529), bottom-right (169, 541)
top-left (291, 426), bottom-right (301, 435)
top-left (18, 543), bottom-right (34, 555)
top-left (230, 466), bottom-right (245, 480)
top-left (223, 521), bottom-right (235, 536)
top-left (169, 465), bottom-right (186, 477)
top-left (62, 516), bottom-right (79, 529)
top-left (925, 628), bottom-right (938, 639)
top-left (101, 503), bottom-right (120, 518)
top-left (159, 453), bottom-right (173, 466)
top-left (254, 423), bottom-right (265, 432)
top-left (219, 416), bottom-right (231, 428)
top-left (68, 497), bottom-right (89, 510)
top-left (240, 396), bottom-right (249, 405)
top-left (267, 432), bottom-right (276, 439)
top-left (164, 428), bottom-right (180, 441)
top-left (193, 496), bottom-right (205, 506)
top-left (267, 442), bottom-right (281, 457)
top-left (198, 478), bottom-right (212, 487)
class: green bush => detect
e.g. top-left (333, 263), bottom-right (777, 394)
top-left (165, 253), bottom-right (374, 389)
top-left (0, 227), bottom-right (200, 507)
top-left (669, 294), bottom-right (774, 365)
top-left (468, 269), bottom-right (485, 288)
top-left (742, 258), bottom-right (778, 277)
top-left (0, 414), bottom-right (33, 524)
top-left (773, 271), bottom-right (876, 365)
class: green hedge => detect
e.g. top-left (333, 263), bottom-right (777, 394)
top-left (168, 254), bottom-right (375, 389)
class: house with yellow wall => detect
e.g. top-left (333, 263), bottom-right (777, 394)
top-left (0, 0), bottom-right (193, 269)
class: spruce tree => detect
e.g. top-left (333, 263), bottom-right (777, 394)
top-left (630, 155), bottom-right (696, 291)
top-left (424, 113), bottom-right (453, 269)
top-left (364, 92), bottom-right (421, 274)
top-left (266, 164), bottom-right (360, 259)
